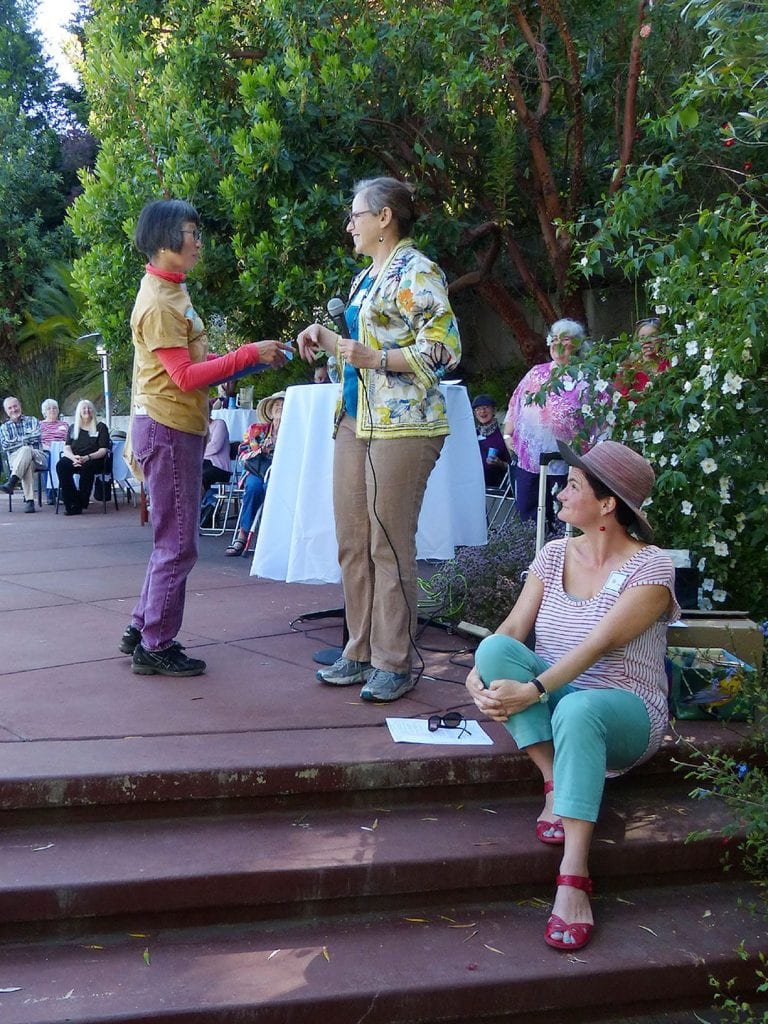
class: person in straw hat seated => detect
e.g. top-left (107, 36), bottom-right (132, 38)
top-left (465, 439), bottom-right (679, 953)
top-left (225, 390), bottom-right (285, 556)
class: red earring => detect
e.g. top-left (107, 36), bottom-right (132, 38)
top-left (599, 524), bottom-right (606, 532)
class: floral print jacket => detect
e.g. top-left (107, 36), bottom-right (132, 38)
top-left (333, 238), bottom-right (461, 439)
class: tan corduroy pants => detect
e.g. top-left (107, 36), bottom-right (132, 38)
top-left (333, 415), bottom-right (444, 675)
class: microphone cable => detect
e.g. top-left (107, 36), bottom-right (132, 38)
top-left (355, 360), bottom-right (427, 688)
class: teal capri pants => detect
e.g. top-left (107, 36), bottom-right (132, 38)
top-left (475, 634), bottom-right (651, 822)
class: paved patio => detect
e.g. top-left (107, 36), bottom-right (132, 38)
top-left (0, 495), bottom-right (507, 803)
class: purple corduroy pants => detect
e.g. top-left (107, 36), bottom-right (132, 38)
top-left (130, 415), bottom-right (205, 652)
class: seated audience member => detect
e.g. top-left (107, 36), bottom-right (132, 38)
top-left (472, 393), bottom-right (511, 488)
top-left (466, 439), bottom-right (678, 951)
top-left (0, 396), bottom-right (46, 512)
top-left (616, 317), bottom-right (670, 398)
top-left (225, 391), bottom-right (284, 557)
top-left (200, 415), bottom-right (231, 527)
top-left (40, 398), bottom-right (70, 505)
top-left (503, 318), bottom-right (588, 527)
top-left (56, 400), bottom-right (110, 516)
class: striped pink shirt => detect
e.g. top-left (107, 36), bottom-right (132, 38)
top-left (530, 539), bottom-right (680, 766)
top-left (40, 419), bottom-right (69, 446)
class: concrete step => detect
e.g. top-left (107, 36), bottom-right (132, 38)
top-left (0, 784), bottom-right (740, 929)
top-left (0, 719), bottom-right (752, 810)
top-left (0, 880), bottom-right (764, 1024)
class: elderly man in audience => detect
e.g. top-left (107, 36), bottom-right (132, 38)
top-left (0, 396), bottom-right (46, 512)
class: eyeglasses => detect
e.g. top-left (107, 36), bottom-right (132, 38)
top-left (346, 209), bottom-right (374, 227)
top-left (181, 228), bottom-right (203, 242)
top-left (635, 317), bottom-right (661, 328)
top-left (428, 711), bottom-right (469, 738)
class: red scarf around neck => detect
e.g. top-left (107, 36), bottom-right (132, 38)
top-left (146, 263), bottom-right (186, 284)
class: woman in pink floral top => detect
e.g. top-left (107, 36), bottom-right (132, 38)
top-left (503, 319), bottom-right (587, 527)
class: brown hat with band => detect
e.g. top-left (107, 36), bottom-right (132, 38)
top-left (557, 439), bottom-right (655, 543)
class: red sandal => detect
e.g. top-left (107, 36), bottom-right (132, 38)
top-left (536, 779), bottom-right (564, 845)
top-left (544, 874), bottom-right (594, 950)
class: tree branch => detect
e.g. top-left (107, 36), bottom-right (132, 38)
top-left (610, 0), bottom-right (649, 196)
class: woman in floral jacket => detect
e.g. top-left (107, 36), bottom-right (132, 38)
top-left (297, 176), bottom-right (461, 702)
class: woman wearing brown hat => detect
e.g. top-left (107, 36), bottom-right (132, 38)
top-left (465, 439), bottom-right (679, 951)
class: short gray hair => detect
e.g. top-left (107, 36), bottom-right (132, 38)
top-left (353, 177), bottom-right (417, 237)
top-left (41, 398), bottom-right (59, 416)
top-left (546, 318), bottom-right (587, 349)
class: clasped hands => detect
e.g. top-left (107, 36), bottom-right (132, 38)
top-left (465, 666), bottom-right (539, 722)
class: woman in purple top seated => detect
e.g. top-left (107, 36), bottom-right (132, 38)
top-left (472, 394), bottom-right (510, 488)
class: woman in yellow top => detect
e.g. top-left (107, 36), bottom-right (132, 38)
top-left (297, 177), bottom-right (461, 702)
top-left (121, 198), bottom-right (289, 677)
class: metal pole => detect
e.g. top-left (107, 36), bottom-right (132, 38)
top-left (76, 333), bottom-right (110, 429)
top-left (96, 345), bottom-right (111, 430)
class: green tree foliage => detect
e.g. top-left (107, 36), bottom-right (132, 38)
top-left (13, 264), bottom-right (101, 415)
top-left (0, 0), bottom-right (73, 374)
top-left (70, 0), bottom-right (693, 370)
top-left (0, 99), bottom-right (69, 374)
top-left (573, 0), bottom-right (768, 615)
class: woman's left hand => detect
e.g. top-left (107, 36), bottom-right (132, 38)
top-left (338, 338), bottom-right (376, 369)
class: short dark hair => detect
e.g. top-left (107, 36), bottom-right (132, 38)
top-left (134, 199), bottom-right (200, 258)
top-left (353, 176), bottom-right (417, 237)
top-left (583, 470), bottom-right (636, 530)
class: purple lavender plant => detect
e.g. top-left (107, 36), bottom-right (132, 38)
top-left (423, 514), bottom-right (537, 630)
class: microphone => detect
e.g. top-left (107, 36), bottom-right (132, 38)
top-left (327, 297), bottom-right (347, 337)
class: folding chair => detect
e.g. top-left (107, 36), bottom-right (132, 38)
top-left (486, 466), bottom-right (516, 530)
top-left (1, 447), bottom-right (45, 510)
top-left (94, 446), bottom-right (120, 512)
top-left (199, 457), bottom-right (244, 537)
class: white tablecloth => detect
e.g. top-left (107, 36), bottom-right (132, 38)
top-left (252, 383), bottom-right (487, 583)
top-left (211, 407), bottom-right (260, 444)
top-left (111, 439), bottom-right (129, 484)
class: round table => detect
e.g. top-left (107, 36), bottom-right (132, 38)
top-left (251, 382), bottom-right (487, 583)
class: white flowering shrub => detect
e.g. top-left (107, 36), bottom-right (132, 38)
top-left (575, 199), bottom-right (767, 614)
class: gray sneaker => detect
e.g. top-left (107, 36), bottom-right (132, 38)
top-left (316, 657), bottom-right (371, 686)
top-left (360, 668), bottom-right (415, 702)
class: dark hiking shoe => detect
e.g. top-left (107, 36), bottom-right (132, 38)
top-left (132, 643), bottom-right (207, 677)
top-left (24, 500), bottom-right (36, 513)
top-left (120, 625), bottom-right (142, 655)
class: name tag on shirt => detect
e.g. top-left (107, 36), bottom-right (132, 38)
top-left (603, 571), bottom-right (629, 595)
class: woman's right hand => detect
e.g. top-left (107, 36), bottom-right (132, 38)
top-left (466, 667), bottom-right (483, 708)
top-left (247, 341), bottom-right (290, 366)
top-left (296, 323), bottom-right (336, 362)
